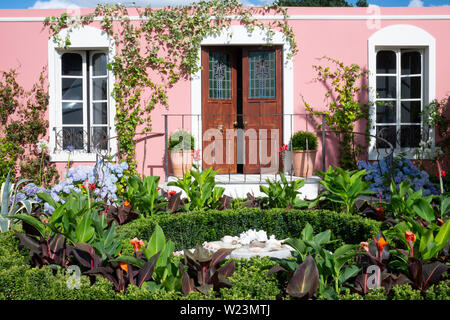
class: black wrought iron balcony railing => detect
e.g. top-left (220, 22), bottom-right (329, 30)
top-left (52, 126), bottom-right (111, 154)
top-left (163, 113), bottom-right (395, 184)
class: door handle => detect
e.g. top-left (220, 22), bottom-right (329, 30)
top-left (243, 121), bottom-right (248, 128)
top-left (233, 121), bottom-right (239, 128)
top-left (218, 125), bottom-right (224, 133)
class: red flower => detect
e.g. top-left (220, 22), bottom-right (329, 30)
top-left (169, 190), bottom-right (177, 195)
top-left (88, 183), bottom-right (96, 190)
top-left (405, 231), bottom-right (416, 257)
top-left (442, 171), bottom-right (447, 177)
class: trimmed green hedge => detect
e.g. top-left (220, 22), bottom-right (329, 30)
top-left (0, 230), bottom-right (448, 300)
top-left (116, 208), bottom-right (382, 251)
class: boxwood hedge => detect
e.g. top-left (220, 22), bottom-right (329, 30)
top-left (116, 208), bottom-right (382, 250)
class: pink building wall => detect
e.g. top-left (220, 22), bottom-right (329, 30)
top-left (1, 7), bottom-right (449, 181)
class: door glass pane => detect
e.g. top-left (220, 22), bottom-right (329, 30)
top-left (249, 51), bottom-right (276, 98)
top-left (91, 127), bottom-right (108, 150)
top-left (376, 125), bottom-right (397, 149)
top-left (401, 51), bottom-right (421, 75)
top-left (62, 102), bottom-right (83, 124)
top-left (93, 78), bottom-right (107, 100)
top-left (62, 78), bottom-right (83, 100)
top-left (209, 52), bottom-right (231, 99)
top-left (62, 127), bottom-right (84, 150)
top-left (400, 125), bottom-right (421, 148)
top-left (62, 53), bottom-right (82, 76)
top-left (401, 76), bottom-right (421, 99)
top-left (376, 50), bottom-right (396, 74)
top-left (401, 101), bottom-right (421, 123)
top-left (376, 101), bottom-right (396, 123)
top-left (93, 102), bottom-right (108, 125)
top-left (92, 53), bottom-right (107, 76)
top-left (376, 76), bottom-right (396, 99)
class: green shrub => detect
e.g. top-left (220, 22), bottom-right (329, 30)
top-left (391, 284), bottom-right (424, 300)
top-left (425, 280), bottom-right (450, 300)
top-left (168, 130), bottom-right (194, 151)
top-left (116, 208), bottom-right (381, 251)
top-left (220, 257), bottom-right (280, 300)
top-left (290, 131), bottom-right (318, 151)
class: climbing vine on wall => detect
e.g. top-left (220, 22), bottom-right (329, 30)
top-left (43, 0), bottom-right (297, 172)
top-left (303, 56), bottom-right (371, 170)
top-left (0, 69), bottom-right (59, 186)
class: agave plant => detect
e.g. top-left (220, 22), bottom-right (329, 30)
top-left (1, 172), bottom-right (35, 232)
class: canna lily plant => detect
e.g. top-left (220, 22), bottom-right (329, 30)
top-left (180, 244), bottom-right (235, 296)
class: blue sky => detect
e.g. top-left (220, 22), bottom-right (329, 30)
top-left (0, 0), bottom-right (448, 9)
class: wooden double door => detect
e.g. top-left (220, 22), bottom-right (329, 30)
top-left (201, 46), bottom-right (283, 174)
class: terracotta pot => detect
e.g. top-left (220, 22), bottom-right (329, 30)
top-left (293, 150), bottom-right (317, 177)
top-left (169, 150), bottom-right (193, 178)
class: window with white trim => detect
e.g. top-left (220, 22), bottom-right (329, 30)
top-left (374, 48), bottom-right (424, 151)
top-left (56, 50), bottom-right (110, 154)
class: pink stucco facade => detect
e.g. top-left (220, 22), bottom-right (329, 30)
top-left (1, 7), bottom-right (449, 180)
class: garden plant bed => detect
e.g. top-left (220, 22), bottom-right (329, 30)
top-left (0, 160), bottom-right (448, 301)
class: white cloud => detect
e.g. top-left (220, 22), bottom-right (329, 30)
top-left (408, 0), bottom-right (424, 7)
top-left (30, 0), bottom-right (75, 9)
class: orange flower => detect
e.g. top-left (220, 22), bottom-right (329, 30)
top-left (123, 200), bottom-right (130, 207)
top-left (118, 253), bottom-right (128, 273)
top-left (130, 237), bottom-right (145, 252)
top-left (376, 207), bottom-right (385, 219)
top-left (405, 231), bottom-right (416, 243)
top-left (373, 236), bottom-right (388, 260)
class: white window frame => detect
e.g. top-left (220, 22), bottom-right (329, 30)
top-left (368, 24), bottom-right (436, 161)
top-left (374, 48), bottom-right (424, 155)
top-left (48, 26), bottom-right (117, 162)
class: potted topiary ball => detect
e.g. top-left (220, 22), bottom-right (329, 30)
top-left (290, 131), bottom-right (318, 177)
top-left (168, 130), bottom-right (195, 177)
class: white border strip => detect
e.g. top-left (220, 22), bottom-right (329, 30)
top-left (1, 14), bottom-right (450, 22)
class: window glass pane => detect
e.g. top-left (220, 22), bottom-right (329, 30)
top-left (62, 78), bottom-right (83, 100)
top-left (401, 101), bottom-right (421, 123)
top-left (401, 51), bottom-right (421, 75)
top-left (376, 125), bottom-right (397, 149)
top-left (401, 76), bottom-right (421, 99)
top-left (400, 125), bottom-right (421, 148)
top-left (376, 76), bottom-right (396, 99)
top-left (93, 78), bottom-right (107, 100)
top-left (376, 51), bottom-right (396, 74)
top-left (62, 53), bottom-right (82, 76)
top-left (249, 51), bottom-right (276, 98)
top-left (376, 101), bottom-right (396, 123)
top-left (93, 102), bottom-right (107, 125)
top-left (92, 53), bottom-right (107, 76)
top-left (62, 127), bottom-right (84, 150)
top-left (91, 127), bottom-right (108, 150)
top-left (62, 102), bottom-right (83, 124)
top-left (209, 52), bottom-right (231, 99)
